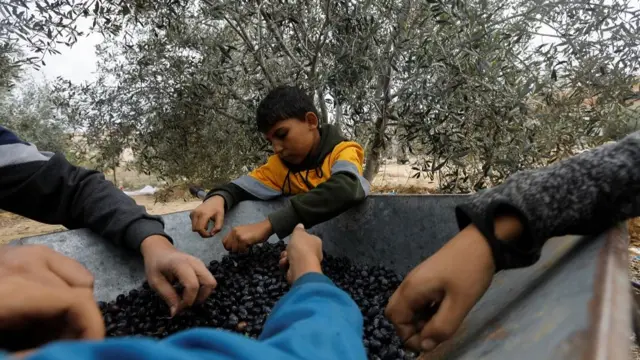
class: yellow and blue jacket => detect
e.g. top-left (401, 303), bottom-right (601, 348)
top-left (206, 125), bottom-right (370, 238)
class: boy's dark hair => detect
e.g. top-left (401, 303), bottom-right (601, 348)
top-left (256, 85), bottom-right (319, 133)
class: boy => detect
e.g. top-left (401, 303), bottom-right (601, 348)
top-left (385, 130), bottom-right (640, 353)
top-left (190, 85), bottom-right (370, 252)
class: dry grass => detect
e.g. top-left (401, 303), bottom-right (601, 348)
top-left (153, 184), bottom-right (195, 203)
top-left (371, 184), bottom-right (441, 194)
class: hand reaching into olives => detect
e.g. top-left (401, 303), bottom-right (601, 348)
top-left (385, 216), bottom-right (522, 353)
top-left (278, 224), bottom-right (323, 284)
top-left (140, 235), bottom-right (217, 317)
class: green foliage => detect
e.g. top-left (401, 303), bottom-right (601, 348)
top-left (39, 0), bottom-right (640, 191)
top-left (0, 0), bottom-right (190, 88)
top-left (0, 79), bottom-right (74, 155)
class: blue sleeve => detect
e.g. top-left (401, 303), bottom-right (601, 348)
top-left (22, 273), bottom-right (365, 360)
top-left (259, 272), bottom-right (366, 360)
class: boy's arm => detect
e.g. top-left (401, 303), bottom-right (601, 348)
top-left (204, 157), bottom-right (282, 211)
top-left (0, 126), bottom-right (172, 252)
top-left (268, 142), bottom-right (370, 239)
top-left (456, 130), bottom-right (640, 271)
top-left (259, 272), bottom-right (366, 360)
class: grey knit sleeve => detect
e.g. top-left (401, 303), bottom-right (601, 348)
top-left (455, 130), bottom-right (640, 270)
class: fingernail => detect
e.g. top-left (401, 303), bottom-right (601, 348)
top-left (170, 306), bottom-right (177, 317)
top-left (421, 339), bottom-right (437, 352)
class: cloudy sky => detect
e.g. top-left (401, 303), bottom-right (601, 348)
top-left (27, 18), bottom-right (103, 85)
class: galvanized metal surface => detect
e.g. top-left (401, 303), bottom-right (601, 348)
top-left (15, 195), bottom-right (630, 360)
top-left (585, 226), bottom-right (631, 360)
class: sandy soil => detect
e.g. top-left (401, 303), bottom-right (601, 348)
top-left (0, 195), bottom-right (201, 244)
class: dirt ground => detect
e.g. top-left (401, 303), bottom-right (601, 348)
top-left (0, 195), bottom-right (202, 244)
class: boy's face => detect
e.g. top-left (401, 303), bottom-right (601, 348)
top-left (264, 112), bottom-right (319, 165)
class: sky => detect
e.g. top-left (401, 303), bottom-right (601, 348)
top-left (26, 18), bottom-right (104, 85)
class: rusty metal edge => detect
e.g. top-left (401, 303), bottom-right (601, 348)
top-left (584, 225), bottom-right (632, 360)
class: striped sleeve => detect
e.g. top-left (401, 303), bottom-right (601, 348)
top-left (268, 142), bottom-right (370, 239)
top-left (205, 156), bottom-right (284, 211)
top-left (329, 142), bottom-right (371, 196)
top-left (234, 156), bottom-right (283, 200)
top-left (0, 126), bottom-right (55, 166)
top-left (0, 126), bottom-right (172, 251)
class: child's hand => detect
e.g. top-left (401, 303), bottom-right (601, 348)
top-left (0, 245), bottom-right (94, 290)
top-left (0, 275), bottom-right (104, 354)
top-left (385, 225), bottom-right (496, 353)
top-left (140, 235), bottom-right (217, 317)
top-left (278, 224), bottom-right (323, 284)
top-left (223, 219), bottom-right (273, 253)
top-left (385, 216), bottom-right (522, 353)
top-left (190, 196), bottom-right (225, 238)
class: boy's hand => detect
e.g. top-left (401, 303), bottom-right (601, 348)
top-left (223, 219), bottom-right (273, 253)
top-left (190, 195), bottom-right (225, 238)
top-left (278, 224), bottom-right (323, 284)
top-left (385, 217), bottom-right (522, 353)
top-left (141, 235), bottom-right (217, 317)
top-left (0, 245), bottom-right (94, 289)
top-left (0, 275), bottom-right (104, 353)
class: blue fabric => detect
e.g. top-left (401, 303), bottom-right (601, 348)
top-left (0, 126), bottom-right (29, 146)
top-left (16, 273), bottom-right (365, 360)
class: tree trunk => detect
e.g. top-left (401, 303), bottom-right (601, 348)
top-left (363, 115), bottom-right (386, 181)
top-left (317, 88), bottom-right (328, 125)
top-left (112, 166), bottom-right (117, 186)
top-left (334, 99), bottom-right (343, 134)
top-left (362, 0), bottom-right (412, 183)
top-left (397, 140), bottom-right (409, 164)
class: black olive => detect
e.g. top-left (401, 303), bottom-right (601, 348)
top-left (99, 242), bottom-right (412, 359)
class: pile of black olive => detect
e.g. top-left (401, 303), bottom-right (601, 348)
top-left (99, 241), bottom-right (416, 360)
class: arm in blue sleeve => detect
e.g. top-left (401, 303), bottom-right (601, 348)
top-left (24, 273), bottom-right (365, 360)
top-left (258, 272), bottom-right (366, 360)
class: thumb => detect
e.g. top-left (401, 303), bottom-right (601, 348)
top-left (211, 212), bottom-right (224, 235)
top-left (148, 275), bottom-right (180, 317)
top-left (418, 295), bottom-right (467, 352)
top-left (385, 277), bottom-right (445, 351)
top-left (278, 251), bottom-right (289, 269)
top-left (62, 288), bottom-right (106, 340)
